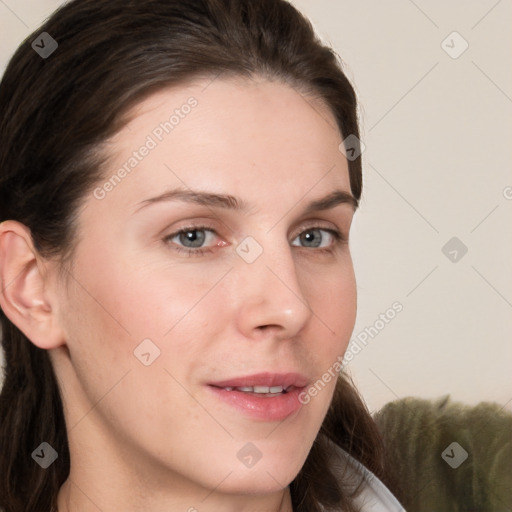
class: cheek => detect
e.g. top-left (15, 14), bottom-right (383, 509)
top-left (295, 261), bottom-right (356, 415)
top-left (58, 253), bottom-right (225, 436)
top-left (68, 250), bottom-right (219, 340)
top-left (301, 254), bottom-right (357, 347)
top-left (60, 252), bottom-right (233, 413)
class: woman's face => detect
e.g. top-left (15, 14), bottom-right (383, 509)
top-left (51, 77), bottom-right (357, 504)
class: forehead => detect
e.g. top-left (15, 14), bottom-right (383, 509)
top-left (90, 77), bottom-right (351, 216)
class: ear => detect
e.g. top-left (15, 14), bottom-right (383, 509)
top-left (0, 220), bottom-right (66, 349)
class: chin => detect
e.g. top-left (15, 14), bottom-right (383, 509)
top-left (218, 463), bottom-right (304, 495)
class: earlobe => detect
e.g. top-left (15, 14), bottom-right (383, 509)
top-left (0, 220), bottom-right (66, 350)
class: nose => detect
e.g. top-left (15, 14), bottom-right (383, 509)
top-left (233, 238), bottom-right (314, 341)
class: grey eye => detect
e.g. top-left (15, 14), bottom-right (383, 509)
top-left (178, 229), bottom-right (207, 248)
top-left (299, 229), bottom-right (322, 247)
top-left (292, 228), bottom-right (334, 249)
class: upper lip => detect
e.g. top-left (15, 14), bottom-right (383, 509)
top-left (209, 372), bottom-right (309, 389)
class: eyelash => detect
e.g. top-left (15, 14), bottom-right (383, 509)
top-left (163, 224), bottom-right (347, 257)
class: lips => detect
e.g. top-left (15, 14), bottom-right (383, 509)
top-left (208, 371), bottom-right (309, 390)
top-left (207, 372), bottom-right (309, 421)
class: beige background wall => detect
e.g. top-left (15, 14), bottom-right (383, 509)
top-left (1, 1), bottom-right (511, 413)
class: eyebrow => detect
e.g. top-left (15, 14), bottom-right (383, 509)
top-left (134, 188), bottom-right (358, 214)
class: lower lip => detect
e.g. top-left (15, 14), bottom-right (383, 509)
top-left (207, 386), bottom-right (304, 421)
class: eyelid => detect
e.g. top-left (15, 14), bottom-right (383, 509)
top-left (293, 219), bottom-right (339, 235)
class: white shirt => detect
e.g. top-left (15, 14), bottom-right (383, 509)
top-left (322, 438), bottom-right (406, 512)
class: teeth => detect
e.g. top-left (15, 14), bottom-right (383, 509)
top-left (254, 386), bottom-right (271, 393)
top-left (222, 385), bottom-right (286, 393)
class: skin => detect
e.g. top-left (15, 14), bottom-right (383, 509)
top-left (0, 77), bottom-right (357, 512)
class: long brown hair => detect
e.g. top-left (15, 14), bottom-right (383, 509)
top-left (0, 1), bottom-right (396, 510)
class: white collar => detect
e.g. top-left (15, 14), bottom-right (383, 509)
top-left (321, 437), bottom-right (406, 511)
